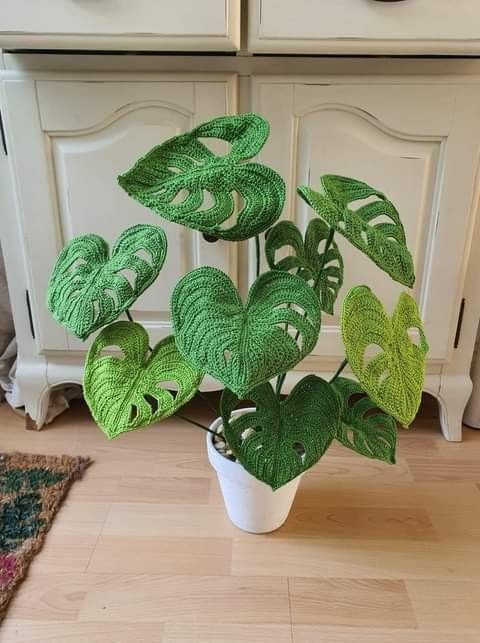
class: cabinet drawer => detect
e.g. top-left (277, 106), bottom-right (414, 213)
top-left (249, 0), bottom-right (480, 55)
top-left (0, 0), bottom-right (240, 51)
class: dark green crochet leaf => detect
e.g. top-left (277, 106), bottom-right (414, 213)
top-left (341, 286), bottom-right (428, 427)
top-left (118, 113), bottom-right (285, 241)
top-left (265, 219), bottom-right (344, 314)
top-left (332, 377), bottom-right (397, 464)
top-left (47, 224), bottom-right (167, 340)
top-left (171, 267), bottom-right (321, 398)
top-left (221, 376), bottom-right (340, 490)
top-left (298, 175), bottom-right (415, 288)
top-left (83, 321), bottom-right (202, 439)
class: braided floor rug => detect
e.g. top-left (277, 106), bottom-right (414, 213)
top-left (0, 452), bottom-right (91, 621)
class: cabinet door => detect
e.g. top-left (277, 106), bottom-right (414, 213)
top-left (252, 78), bottom-right (480, 362)
top-left (3, 75), bottom-right (237, 353)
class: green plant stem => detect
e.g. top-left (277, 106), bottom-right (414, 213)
top-left (255, 235), bottom-right (261, 278)
top-left (330, 358), bottom-right (348, 383)
top-left (176, 413), bottom-right (219, 437)
top-left (197, 390), bottom-right (219, 415)
top-left (275, 228), bottom-right (336, 397)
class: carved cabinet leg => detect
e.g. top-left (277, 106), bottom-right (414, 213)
top-left (15, 359), bottom-right (51, 431)
top-left (436, 375), bottom-right (472, 442)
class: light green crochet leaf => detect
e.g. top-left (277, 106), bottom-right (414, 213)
top-left (332, 377), bottom-right (397, 464)
top-left (171, 267), bottom-right (321, 399)
top-left (47, 224), bottom-right (167, 340)
top-left (265, 219), bottom-right (343, 314)
top-left (341, 286), bottom-right (428, 427)
top-left (83, 321), bottom-right (202, 439)
top-left (298, 175), bottom-right (415, 288)
top-left (118, 113), bottom-right (285, 241)
top-left (221, 376), bottom-right (340, 490)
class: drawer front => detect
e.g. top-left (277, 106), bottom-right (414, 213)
top-left (0, 0), bottom-right (240, 51)
top-left (250, 0), bottom-right (480, 55)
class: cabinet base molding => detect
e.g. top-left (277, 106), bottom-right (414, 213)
top-left (15, 354), bottom-right (466, 442)
top-left (436, 374), bottom-right (473, 443)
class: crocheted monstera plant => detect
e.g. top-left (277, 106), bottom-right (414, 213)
top-left (47, 113), bottom-right (428, 490)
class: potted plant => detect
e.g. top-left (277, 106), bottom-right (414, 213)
top-left (47, 113), bottom-right (428, 533)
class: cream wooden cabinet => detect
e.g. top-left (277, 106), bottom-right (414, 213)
top-left (2, 53), bottom-right (480, 442)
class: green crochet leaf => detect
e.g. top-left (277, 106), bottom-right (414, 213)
top-left (171, 267), bottom-right (321, 398)
top-left (47, 224), bottom-right (167, 340)
top-left (265, 219), bottom-right (344, 314)
top-left (298, 175), bottom-right (415, 288)
top-left (341, 286), bottom-right (428, 427)
top-left (83, 321), bottom-right (202, 439)
top-left (221, 376), bottom-right (340, 490)
top-left (118, 113), bottom-right (285, 241)
top-left (332, 377), bottom-right (397, 464)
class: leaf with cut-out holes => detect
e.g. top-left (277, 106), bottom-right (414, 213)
top-left (172, 267), bottom-right (321, 398)
top-left (298, 175), bottom-right (415, 288)
top-left (47, 224), bottom-right (167, 340)
top-left (221, 376), bottom-right (340, 490)
top-left (341, 286), bottom-right (428, 426)
top-left (83, 321), bottom-right (202, 439)
top-left (265, 219), bottom-right (344, 314)
top-left (118, 113), bottom-right (285, 241)
top-left (332, 377), bottom-right (397, 464)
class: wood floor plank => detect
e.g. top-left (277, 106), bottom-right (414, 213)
top-left (78, 575), bottom-right (291, 624)
top-left (292, 627), bottom-right (480, 643)
top-left (114, 475), bottom-right (211, 504)
top-left (281, 505), bottom-right (437, 540)
top-left (306, 455), bottom-right (413, 482)
top-left (406, 580), bottom-right (480, 630)
top-left (163, 623), bottom-right (292, 643)
top-left (294, 477), bottom-right (480, 509)
top-left (407, 457), bottom-right (480, 482)
top-left (0, 621), bottom-right (164, 643)
top-left (289, 577), bottom-right (416, 628)
top-left (4, 573), bottom-right (107, 622)
top-left (232, 537), bottom-right (480, 581)
top-left (87, 536), bottom-right (232, 575)
top-left (101, 502), bottom-right (237, 538)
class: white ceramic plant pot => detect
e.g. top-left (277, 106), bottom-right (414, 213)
top-left (206, 408), bottom-right (302, 534)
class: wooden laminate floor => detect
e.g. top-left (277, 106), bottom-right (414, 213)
top-left (1, 395), bottom-right (480, 642)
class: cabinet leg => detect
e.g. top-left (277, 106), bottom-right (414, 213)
top-left (15, 358), bottom-right (51, 431)
top-left (436, 375), bottom-right (472, 442)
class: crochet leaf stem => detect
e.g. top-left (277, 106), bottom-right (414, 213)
top-left (255, 235), bottom-right (261, 278)
top-left (275, 227), bottom-right (336, 397)
top-left (176, 413), bottom-right (219, 437)
top-left (330, 358), bottom-right (348, 383)
top-left (197, 390), bottom-right (219, 415)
